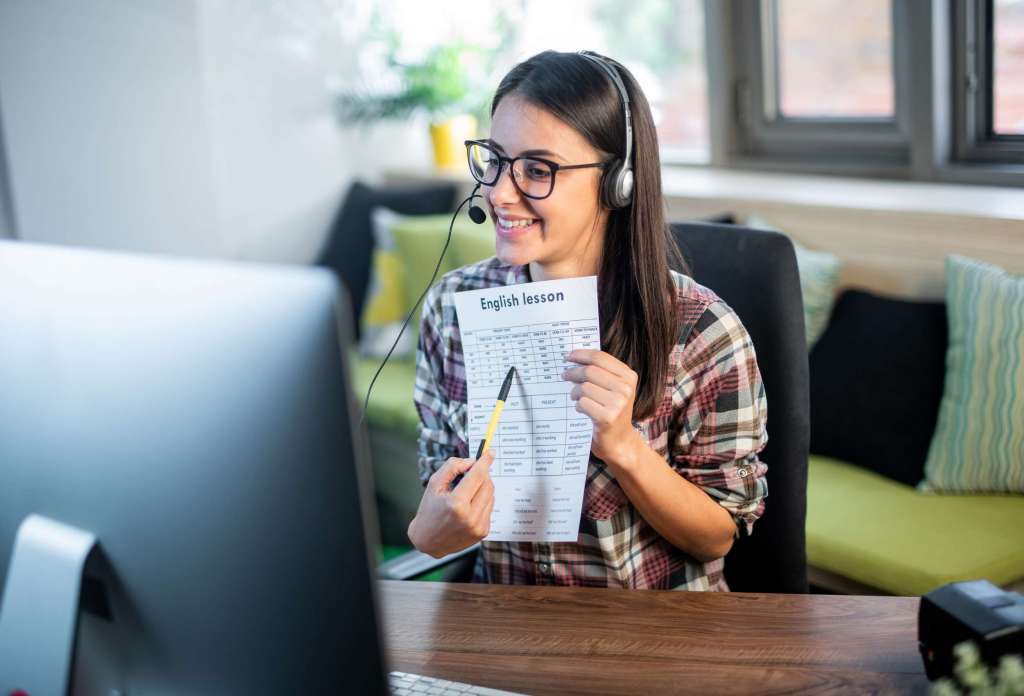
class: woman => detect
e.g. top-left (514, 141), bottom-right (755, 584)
top-left (408, 50), bottom-right (768, 591)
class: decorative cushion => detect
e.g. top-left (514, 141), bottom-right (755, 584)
top-left (350, 351), bottom-right (421, 440)
top-left (359, 209), bottom-right (415, 358)
top-left (453, 221), bottom-right (496, 266)
top-left (316, 181), bottom-right (456, 338)
top-left (746, 215), bottom-right (841, 349)
top-left (387, 212), bottom-right (493, 316)
top-left (794, 243), bottom-right (842, 349)
top-left (807, 455), bottom-right (1024, 596)
top-left (358, 209), bottom-right (495, 358)
top-left (922, 255), bottom-right (1024, 493)
top-left (809, 289), bottom-right (948, 487)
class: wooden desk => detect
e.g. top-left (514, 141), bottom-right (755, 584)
top-left (380, 581), bottom-right (930, 695)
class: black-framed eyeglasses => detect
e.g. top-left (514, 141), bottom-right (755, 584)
top-left (464, 139), bottom-right (608, 200)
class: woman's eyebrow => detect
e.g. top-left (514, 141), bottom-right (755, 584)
top-left (484, 139), bottom-right (564, 161)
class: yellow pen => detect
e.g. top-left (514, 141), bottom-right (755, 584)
top-left (476, 365), bottom-right (517, 459)
top-left (450, 366), bottom-right (516, 491)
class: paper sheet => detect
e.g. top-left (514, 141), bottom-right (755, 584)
top-left (453, 276), bottom-right (599, 542)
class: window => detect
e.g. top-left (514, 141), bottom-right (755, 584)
top-left (994, 0), bottom-right (1024, 135)
top-left (712, 0), bottom-right (1023, 183)
top-left (776, 0), bottom-right (894, 119)
top-left (720, 0), bottom-right (910, 170)
top-left (510, 0), bottom-right (710, 162)
top-left (357, 0), bottom-right (712, 163)
top-left (953, 0), bottom-right (1024, 166)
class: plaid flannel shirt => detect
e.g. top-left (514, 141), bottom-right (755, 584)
top-left (414, 257), bottom-right (768, 591)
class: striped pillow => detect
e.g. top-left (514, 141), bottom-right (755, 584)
top-left (922, 255), bottom-right (1024, 493)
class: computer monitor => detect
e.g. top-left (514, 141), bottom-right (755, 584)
top-left (0, 241), bottom-right (388, 694)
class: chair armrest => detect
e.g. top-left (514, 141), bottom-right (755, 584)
top-left (378, 543), bottom-right (480, 581)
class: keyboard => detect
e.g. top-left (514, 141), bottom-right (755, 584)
top-left (389, 670), bottom-right (527, 695)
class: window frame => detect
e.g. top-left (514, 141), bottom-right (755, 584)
top-left (704, 0), bottom-right (1024, 187)
top-left (953, 0), bottom-right (1024, 163)
top-left (725, 0), bottom-right (910, 170)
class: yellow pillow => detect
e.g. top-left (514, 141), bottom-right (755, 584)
top-left (359, 209), bottom-right (498, 358)
top-left (358, 208), bottom-right (414, 358)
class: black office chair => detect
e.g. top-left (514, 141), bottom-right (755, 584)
top-left (671, 222), bottom-right (809, 593)
top-left (381, 222), bottom-right (810, 593)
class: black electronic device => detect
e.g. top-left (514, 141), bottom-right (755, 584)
top-left (919, 579), bottom-right (1024, 681)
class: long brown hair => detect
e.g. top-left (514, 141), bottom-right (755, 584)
top-left (491, 50), bottom-right (686, 420)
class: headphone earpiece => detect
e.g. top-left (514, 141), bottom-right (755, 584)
top-left (600, 158), bottom-right (634, 210)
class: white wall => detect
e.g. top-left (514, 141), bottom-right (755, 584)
top-left (0, 0), bottom-right (429, 263)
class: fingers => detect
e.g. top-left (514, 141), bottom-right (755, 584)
top-left (470, 466), bottom-right (495, 507)
top-left (566, 349), bottom-right (636, 381)
top-left (455, 449), bottom-right (494, 499)
top-left (469, 484), bottom-right (496, 538)
top-left (429, 456), bottom-right (476, 492)
top-left (563, 357), bottom-right (637, 397)
top-left (575, 395), bottom-right (612, 423)
top-left (569, 381), bottom-right (630, 413)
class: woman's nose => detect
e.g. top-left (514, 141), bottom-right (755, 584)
top-left (486, 164), bottom-right (521, 208)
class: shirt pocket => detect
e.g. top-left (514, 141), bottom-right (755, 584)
top-left (582, 455), bottom-right (630, 521)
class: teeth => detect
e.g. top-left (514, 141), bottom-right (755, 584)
top-left (499, 217), bottom-right (536, 229)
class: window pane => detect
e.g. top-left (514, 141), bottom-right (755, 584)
top-left (994, 0), bottom-right (1024, 135)
top-left (777, 0), bottom-right (894, 118)
top-left (512, 0), bottom-right (709, 162)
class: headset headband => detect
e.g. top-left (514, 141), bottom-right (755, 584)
top-left (577, 51), bottom-right (633, 170)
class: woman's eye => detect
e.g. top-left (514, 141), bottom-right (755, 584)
top-left (526, 166), bottom-right (551, 180)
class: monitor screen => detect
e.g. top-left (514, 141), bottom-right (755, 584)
top-left (0, 241), bottom-right (388, 694)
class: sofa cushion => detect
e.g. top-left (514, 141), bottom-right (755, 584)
top-left (317, 181), bottom-right (457, 337)
top-left (745, 215), bottom-right (842, 350)
top-left (923, 255), bottom-right (1024, 493)
top-left (809, 289), bottom-right (947, 487)
top-left (350, 353), bottom-right (420, 440)
top-left (793, 242), bottom-right (842, 350)
top-left (359, 208), bottom-right (416, 359)
top-left (807, 455), bottom-right (1024, 595)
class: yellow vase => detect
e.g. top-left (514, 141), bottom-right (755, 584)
top-left (429, 114), bottom-right (477, 171)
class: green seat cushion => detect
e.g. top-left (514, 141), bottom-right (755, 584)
top-left (351, 353), bottom-right (420, 440)
top-left (807, 455), bottom-right (1024, 595)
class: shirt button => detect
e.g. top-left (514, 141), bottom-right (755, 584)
top-left (738, 467), bottom-right (750, 478)
top-left (538, 562), bottom-right (550, 574)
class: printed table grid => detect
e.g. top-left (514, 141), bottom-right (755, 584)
top-left (464, 318), bottom-right (598, 478)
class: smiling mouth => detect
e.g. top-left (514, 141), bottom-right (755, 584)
top-left (497, 217), bottom-right (538, 229)
top-left (495, 219), bottom-right (539, 238)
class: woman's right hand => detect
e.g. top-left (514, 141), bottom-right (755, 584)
top-left (407, 450), bottom-right (496, 558)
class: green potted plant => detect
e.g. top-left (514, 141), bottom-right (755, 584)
top-left (337, 42), bottom-right (491, 171)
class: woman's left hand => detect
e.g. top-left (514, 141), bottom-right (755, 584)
top-left (563, 349), bottom-right (641, 468)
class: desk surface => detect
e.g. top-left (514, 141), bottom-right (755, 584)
top-left (380, 581), bottom-right (929, 695)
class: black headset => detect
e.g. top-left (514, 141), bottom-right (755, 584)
top-left (362, 52), bottom-right (634, 420)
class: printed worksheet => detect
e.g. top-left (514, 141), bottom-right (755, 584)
top-left (453, 276), bottom-right (599, 542)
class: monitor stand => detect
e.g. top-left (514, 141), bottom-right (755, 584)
top-left (0, 514), bottom-right (98, 696)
